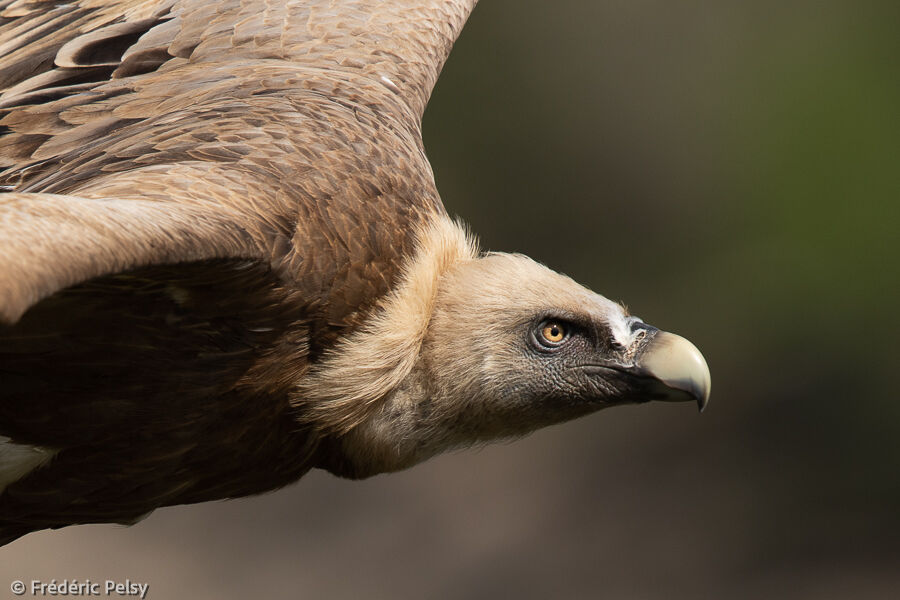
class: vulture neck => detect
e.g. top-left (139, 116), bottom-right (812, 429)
top-left (295, 216), bottom-right (480, 477)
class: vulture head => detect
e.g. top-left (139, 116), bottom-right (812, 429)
top-left (308, 226), bottom-right (710, 478)
top-left (427, 253), bottom-right (709, 417)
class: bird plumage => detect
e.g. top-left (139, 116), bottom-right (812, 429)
top-left (0, 0), bottom-right (709, 546)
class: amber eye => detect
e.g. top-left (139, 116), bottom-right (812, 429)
top-left (539, 321), bottom-right (568, 346)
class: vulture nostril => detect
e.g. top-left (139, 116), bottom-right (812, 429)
top-left (630, 320), bottom-right (658, 334)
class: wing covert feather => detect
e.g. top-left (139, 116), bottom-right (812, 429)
top-left (0, 192), bottom-right (262, 324)
top-left (0, 0), bottom-right (479, 121)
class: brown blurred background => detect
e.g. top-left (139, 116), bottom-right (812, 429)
top-left (2, 1), bottom-right (898, 598)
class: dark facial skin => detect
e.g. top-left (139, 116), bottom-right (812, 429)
top-left (500, 314), bottom-right (702, 433)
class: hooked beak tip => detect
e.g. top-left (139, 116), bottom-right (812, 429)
top-left (638, 331), bottom-right (711, 412)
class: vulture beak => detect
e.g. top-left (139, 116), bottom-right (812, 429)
top-left (634, 330), bottom-right (711, 412)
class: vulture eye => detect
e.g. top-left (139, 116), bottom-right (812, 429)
top-left (537, 321), bottom-right (569, 347)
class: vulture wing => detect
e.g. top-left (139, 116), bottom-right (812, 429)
top-left (0, 0), bottom-right (479, 318)
top-left (0, 0), bottom-right (478, 539)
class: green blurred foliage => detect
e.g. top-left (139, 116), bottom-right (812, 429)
top-left (424, 0), bottom-right (900, 584)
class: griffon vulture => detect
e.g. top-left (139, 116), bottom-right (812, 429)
top-left (0, 0), bottom-right (710, 545)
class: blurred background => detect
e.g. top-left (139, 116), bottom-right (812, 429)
top-left (2, 0), bottom-right (898, 598)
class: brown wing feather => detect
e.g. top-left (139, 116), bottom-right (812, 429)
top-left (182, 0), bottom-right (480, 120)
top-left (0, 0), bottom-right (175, 90)
top-left (0, 0), bottom-right (478, 127)
top-left (0, 192), bottom-right (261, 324)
